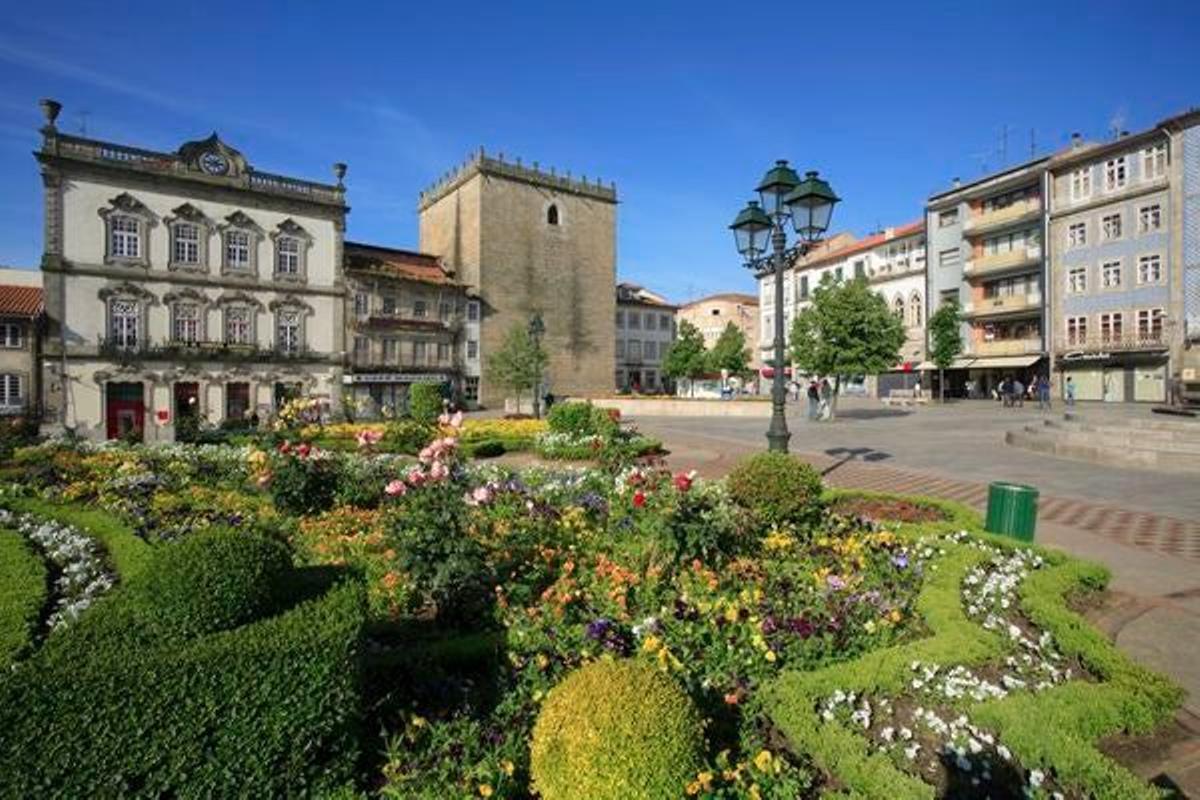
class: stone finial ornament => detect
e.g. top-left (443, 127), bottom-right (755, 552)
top-left (333, 162), bottom-right (347, 186)
top-left (39, 98), bottom-right (62, 129)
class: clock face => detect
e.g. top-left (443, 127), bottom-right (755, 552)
top-left (200, 151), bottom-right (229, 175)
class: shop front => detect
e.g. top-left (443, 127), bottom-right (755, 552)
top-left (920, 355), bottom-right (1043, 399)
top-left (1056, 351), bottom-right (1168, 403)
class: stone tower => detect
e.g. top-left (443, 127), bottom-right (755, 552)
top-left (418, 151), bottom-right (617, 406)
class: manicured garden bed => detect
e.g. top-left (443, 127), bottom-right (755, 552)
top-left (0, 433), bottom-right (1180, 798)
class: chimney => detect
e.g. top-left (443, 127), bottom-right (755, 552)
top-left (1070, 132), bottom-right (1082, 149)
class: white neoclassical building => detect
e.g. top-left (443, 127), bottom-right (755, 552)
top-left (35, 99), bottom-right (348, 441)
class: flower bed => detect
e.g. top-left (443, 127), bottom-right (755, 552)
top-left (0, 440), bottom-right (1180, 798)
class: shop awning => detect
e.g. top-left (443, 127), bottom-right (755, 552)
top-left (964, 355), bottom-right (1042, 370)
top-left (915, 355), bottom-right (1042, 370)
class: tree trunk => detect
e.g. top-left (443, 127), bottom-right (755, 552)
top-left (939, 367), bottom-right (945, 403)
top-left (830, 375), bottom-right (841, 420)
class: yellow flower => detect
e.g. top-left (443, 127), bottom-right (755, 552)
top-left (753, 750), bottom-right (773, 772)
top-left (749, 784), bottom-right (762, 800)
top-left (642, 634), bottom-right (662, 653)
top-left (864, 620), bottom-right (877, 634)
top-left (500, 759), bottom-right (515, 777)
top-left (478, 784), bottom-right (494, 797)
top-left (888, 608), bottom-right (902, 623)
top-left (724, 606), bottom-right (740, 624)
top-left (410, 714), bottom-right (427, 728)
top-left (764, 649), bottom-right (777, 663)
top-left (535, 653), bottom-right (550, 670)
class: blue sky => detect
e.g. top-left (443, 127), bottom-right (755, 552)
top-left (1, 1), bottom-right (1198, 301)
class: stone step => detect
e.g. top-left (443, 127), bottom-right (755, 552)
top-left (1042, 419), bottom-right (1200, 450)
top-left (1063, 412), bottom-right (1200, 435)
top-left (1006, 427), bottom-right (1200, 473)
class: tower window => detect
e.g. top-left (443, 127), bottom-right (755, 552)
top-left (547, 204), bottom-right (559, 226)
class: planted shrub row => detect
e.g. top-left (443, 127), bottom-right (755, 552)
top-left (0, 529), bottom-right (367, 798)
top-left (0, 528), bottom-right (45, 665)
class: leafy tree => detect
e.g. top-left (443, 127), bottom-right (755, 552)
top-left (788, 275), bottom-right (905, 419)
top-left (662, 320), bottom-right (708, 397)
top-left (928, 301), bottom-right (963, 403)
top-left (706, 321), bottom-right (750, 380)
top-left (486, 322), bottom-right (548, 413)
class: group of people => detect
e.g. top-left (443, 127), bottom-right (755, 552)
top-left (995, 375), bottom-right (1054, 410)
top-left (802, 378), bottom-right (834, 421)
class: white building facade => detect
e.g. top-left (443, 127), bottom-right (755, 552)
top-left (759, 223), bottom-right (927, 396)
top-left (36, 100), bottom-right (347, 441)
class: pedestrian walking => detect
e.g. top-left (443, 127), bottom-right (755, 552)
top-left (806, 380), bottom-right (820, 420)
top-left (1013, 378), bottom-right (1025, 408)
top-left (999, 377), bottom-right (1011, 408)
top-left (1037, 375), bottom-right (1052, 410)
top-left (1065, 376), bottom-right (1076, 406)
top-left (818, 378), bottom-right (832, 420)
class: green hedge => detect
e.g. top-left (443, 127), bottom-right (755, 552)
top-left (0, 535), bottom-right (367, 798)
top-left (0, 528), bottom-right (45, 666)
top-left (764, 499), bottom-right (1182, 800)
top-left (1, 496), bottom-right (151, 580)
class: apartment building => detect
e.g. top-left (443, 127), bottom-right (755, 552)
top-left (35, 100), bottom-right (347, 441)
top-left (926, 157), bottom-right (1049, 398)
top-left (1047, 110), bottom-right (1200, 402)
top-left (615, 282), bottom-right (675, 393)
top-left (677, 293), bottom-right (760, 375)
top-left (344, 242), bottom-right (471, 416)
top-left (0, 275), bottom-right (44, 417)
top-left (758, 224), bottom-right (927, 396)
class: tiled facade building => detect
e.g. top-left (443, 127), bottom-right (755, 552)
top-left (926, 158), bottom-right (1048, 399)
top-left (615, 282), bottom-right (675, 393)
top-left (418, 151), bottom-right (617, 407)
top-left (35, 100), bottom-right (347, 441)
top-left (343, 242), bottom-right (473, 416)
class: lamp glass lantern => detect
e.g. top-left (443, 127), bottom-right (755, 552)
top-left (729, 201), bottom-right (773, 259)
top-left (784, 170), bottom-right (840, 242)
top-left (754, 159), bottom-right (801, 218)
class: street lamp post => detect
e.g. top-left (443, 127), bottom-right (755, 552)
top-left (730, 162), bottom-right (839, 453)
top-left (528, 312), bottom-right (545, 419)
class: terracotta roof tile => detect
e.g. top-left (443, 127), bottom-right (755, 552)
top-left (797, 219), bottom-right (925, 269)
top-left (0, 285), bottom-right (43, 316)
top-left (344, 241), bottom-right (458, 286)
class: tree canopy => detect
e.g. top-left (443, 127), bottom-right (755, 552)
top-left (706, 321), bottom-right (751, 376)
top-left (928, 300), bottom-right (963, 402)
top-left (789, 275), bottom-right (905, 416)
top-left (662, 320), bottom-right (708, 394)
top-left (486, 322), bottom-right (549, 411)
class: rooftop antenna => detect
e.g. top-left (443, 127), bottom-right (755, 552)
top-left (75, 109), bottom-right (90, 136)
top-left (1030, 128), bottom-right (1036, 159)
top-left (1000, 123), bottom-right (1009, 167)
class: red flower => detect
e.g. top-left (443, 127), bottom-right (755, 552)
top-left (673, 473), bottom-right (693, 493)
top-left (633, 490), bottom-right (646, 508)
top-left (296, 442), bottom-right (311, 458)
top-left (278, 441), bottom-right (291, 454)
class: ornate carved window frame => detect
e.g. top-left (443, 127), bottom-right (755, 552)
top-left (98, 193), bottom-right (156, 268)
top-left (164, 203), bottom-right (214, 273)
top-left (163, 288), bottom-right (212, 345)
top-left (98, 282), bottom-right (157, 351)
top-left (218, 211), bottom-right (264, 278)
top-left (270, 218), bottom-right (313, 284)
top-left (215, 291), bottom-right (264, 346)
top-left (268, 295), bottom-right (314, 356)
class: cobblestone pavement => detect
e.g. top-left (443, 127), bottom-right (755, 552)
top-left (633, 400), bottom-right (1200, 561)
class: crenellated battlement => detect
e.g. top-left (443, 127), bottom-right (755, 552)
top-left (418, 147), bottom-right (617, 209)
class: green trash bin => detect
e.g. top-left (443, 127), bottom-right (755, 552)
top-left (984, 482), bottom-right (1039, 541)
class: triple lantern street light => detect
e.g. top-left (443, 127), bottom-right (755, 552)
top-left (730, 161), bottom-right (840, 453)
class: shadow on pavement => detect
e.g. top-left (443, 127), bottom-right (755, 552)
top-left (820, 447), bottom-right (893, 477)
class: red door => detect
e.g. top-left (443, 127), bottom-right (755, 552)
top-left (106, 382), bottom-right (144, 441)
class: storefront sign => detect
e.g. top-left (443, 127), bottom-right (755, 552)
top-left (343, 373), bottom-right (449, 385)
top-left (1060, 351), bottom-right (1111, 362)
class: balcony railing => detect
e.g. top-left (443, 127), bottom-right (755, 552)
top-left (970, 338), bottom-right (1042, 357)
top-left (97, 338), bottom-right (325, 362)
top-left (963, 292), bottom-right (1043, 318)
top-left (963, 245), bottom-right (1042, 278)
top-left (352, 314), bottom-right (458, 333)
top-left (350, 353), bottom-right (458, 370)
top-left (1054, 331), bottom-right (1167, 355)
top-left (963, 198), bottom-right (1041, 235)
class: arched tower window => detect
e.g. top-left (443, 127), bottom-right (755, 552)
top-left (546, 204), bottom-right (559, 226)
top-left (892, 295), bottom-right (905, 318)
top-left (910, 292), bottom-right (923, 326)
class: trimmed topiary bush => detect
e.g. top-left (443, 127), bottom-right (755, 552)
top-left (408, 383), bottom-right (444, 424)
top-left (131, 528), bottom-right (291, 639)
top-left (530, 658), bottom-right (705, 800)
top-left (726, 452), bottom-right (824, 533)
top-left (0, 535), bottom-right (366, 798)
top-left (547, 401), bottom-right (596, 436)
